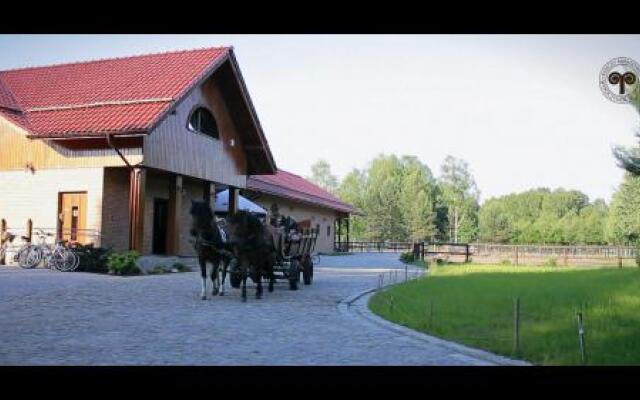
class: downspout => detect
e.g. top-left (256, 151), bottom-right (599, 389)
top-left (105, 133), bottom-right (139, 251)
top-left (105, 133), bottom-right (133, 169)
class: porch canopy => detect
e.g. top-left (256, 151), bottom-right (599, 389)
top-left (214, 189), bottom-right (266, 215)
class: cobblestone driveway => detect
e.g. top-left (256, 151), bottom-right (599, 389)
top-left (0, 253), bottom-right (521, 365)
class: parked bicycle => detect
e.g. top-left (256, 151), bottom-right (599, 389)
top-left (15, 229), bottom-right (79, 271)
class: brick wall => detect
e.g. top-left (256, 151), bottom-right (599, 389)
top-left (101, 167), bottom-right (130, 252)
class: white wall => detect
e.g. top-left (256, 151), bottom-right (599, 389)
top-left (0, 168), bottom-right (104, 246)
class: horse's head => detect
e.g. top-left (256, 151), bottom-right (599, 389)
top-left (225, 211), bottom-right (263, 248)
top-left (189, 200), bottom-right (214, 236)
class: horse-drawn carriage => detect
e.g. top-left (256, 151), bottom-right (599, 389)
top-left (227, 219), bottom-right (318, 291)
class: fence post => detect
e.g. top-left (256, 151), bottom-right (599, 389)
top-left (577, 312), bottom-right (587, 364)
top-left (26, 219), bottom-right (33, 243)
top-left (421, 241), bottom-right (425, 261)
top-left (513, 297), bottom-right (521, 355)
top-left (515, 246), bottom-right (519, 266)
top-left (564, 248), bottom-right (569, 266)
top-left (618, 246), bottom-right (622, 268)
top-left (465, 244), bottom-right (470, 263)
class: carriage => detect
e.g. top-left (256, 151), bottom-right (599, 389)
top-left (228, 223), bottom-right (319, 291)
top-left (273, 226), bottom-right (318, 291)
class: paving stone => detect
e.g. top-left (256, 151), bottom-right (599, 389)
top-left (0, 254), bottom-right (520, 365)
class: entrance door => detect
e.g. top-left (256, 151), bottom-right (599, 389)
top-left (58, 192), bottom-right (88, 244)
top-left (152, 198), bottom-right (169, 255)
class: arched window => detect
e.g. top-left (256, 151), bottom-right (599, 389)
top-left (187, 107), bottom-right (219, 139)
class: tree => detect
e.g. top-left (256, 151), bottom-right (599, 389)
top-left (336, 168), bottom-right (367, 240)
top-left (307, 160), bottom-right (338, 193)
top-left (438, 156), bottom-right (480, 243)
top-left (399, 156), bottom-right (438, 241)
top-left (478, 188), bottom-right (608, 245)
top-left (362, 155), bottom-right (407, 241)
top-left (608, 173), bottom-right (640, 245)
top-left (613, 85), bottom-right (640, 175)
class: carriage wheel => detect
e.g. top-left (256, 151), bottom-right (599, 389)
top-left (303, 258), bottom-right (313, 285)
top-left (288, 260), bottom-right (299, 291)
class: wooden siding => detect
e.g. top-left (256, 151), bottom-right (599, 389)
top-left (0, 115), bottom-right (142, 171)
top-left (144, 73), bottom-right (248, 187)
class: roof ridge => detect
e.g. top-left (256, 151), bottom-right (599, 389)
top-left (0, 46), bottom-right (232, 74)
top-left (26, 97), bottom-right (174, 113)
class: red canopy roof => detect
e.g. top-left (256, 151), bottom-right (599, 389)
top-left (0, 47), bottom-right (229, 137)
top-left (247, 170), bottom-right (359, 215)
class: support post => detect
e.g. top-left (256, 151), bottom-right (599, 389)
top-left (346, 217), bottom-right (350, 252)
top-left (128, 167), bottom-right (146, 253)
top-left (167, 175), bottom-right (183, 256)
top-left (337, 218), bottom-right (342, 252)
top-left (228, 187), bottom-right (239, 215)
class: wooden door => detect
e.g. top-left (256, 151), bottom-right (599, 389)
top-left (58, 192), bottom-right (88, 244)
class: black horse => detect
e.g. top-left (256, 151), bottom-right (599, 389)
top-left (225, 210), bottom-right (277, 301)
top-left (189, 200), bottom-right (234, 300)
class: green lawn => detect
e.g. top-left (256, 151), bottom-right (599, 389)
top-left (368, 264), bottom-right (640, 365)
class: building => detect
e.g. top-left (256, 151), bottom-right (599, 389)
top-left (0, 47), bottom-right (276, 257)
top-left (243, 170), bottom-right (359, 253)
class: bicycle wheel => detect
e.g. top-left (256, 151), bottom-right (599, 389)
top-left (18, 246), bottom-right (41, 269)
top-left (50, 248), bottom-right (78, 272)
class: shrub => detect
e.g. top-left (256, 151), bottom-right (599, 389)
top-left (545, 257), bottom-right (558, 267)
top-left (400, 252), bottom-right (415, 264)
top-left (106, 251), bottom-right (140, 276)
top-left (635, 243), bottom-right (640, 268)
top-left (501, 259), bottom-right (512, 266)
top-left (74, 244), bottom-right (112, 273)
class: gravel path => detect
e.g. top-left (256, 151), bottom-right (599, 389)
top-left (0, 253), bottom-right (524, 365)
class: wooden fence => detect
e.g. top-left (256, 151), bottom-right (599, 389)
top-left (336, 241), bottom-right (638, 267)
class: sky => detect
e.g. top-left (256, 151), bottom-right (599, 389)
top-left (1, 34), bottom-right (639, 203)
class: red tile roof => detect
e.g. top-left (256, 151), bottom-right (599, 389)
top-left (0, 47), bottom-right (229, 137)
top-left (247, 170), bottom-right (359, 215)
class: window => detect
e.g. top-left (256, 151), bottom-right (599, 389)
top-left (187, 107), bottom-right (219, 139)
top-left (327, 225), bottom-right (331, 237)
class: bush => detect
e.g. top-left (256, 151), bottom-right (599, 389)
top-left (74, 244), bottom-right (112, 273)
top-left (635, 243), bottom-right (640, 268)
top-left (400, 252), bottom-right (415, 264)
top-left (545, 257), bottom-right (558, 267)
top-left (500, 259), bottom-right (512, 266)
top-left (106, 251), bottom-right (141, 276)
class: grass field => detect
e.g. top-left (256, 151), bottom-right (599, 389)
top-left (368, 264), bottom-right (640, 365)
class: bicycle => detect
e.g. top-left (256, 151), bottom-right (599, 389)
top-left (14, 235), bottom-right (41, 269)
top-left (17, 229), bottom-right (79, 271)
